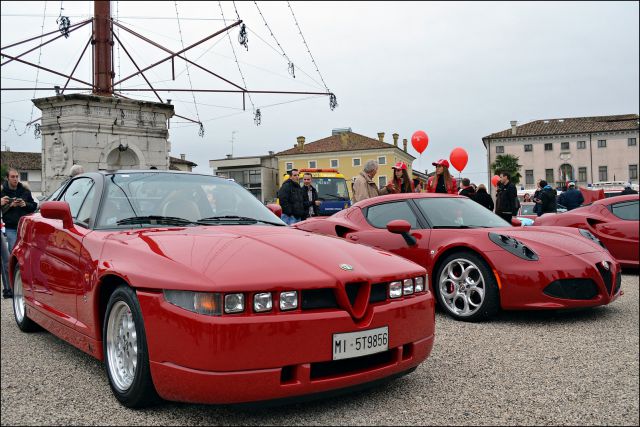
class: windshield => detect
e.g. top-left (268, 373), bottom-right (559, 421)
top-left (415, 197), bottom-right (510, 228)
top-left (520, 204), bottom-right (535, 215)
top-left (314, 177), bottom-right (350, 200)
top-left (96, 172), bottom-right (285, 228)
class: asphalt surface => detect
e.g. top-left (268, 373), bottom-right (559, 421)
top-left (1, 274), bottom-right (638, 426)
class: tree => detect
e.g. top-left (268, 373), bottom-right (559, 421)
top-left (491, 154), bottom-right (522, 185)
top-left (0, 163), bottom-right (7, 184)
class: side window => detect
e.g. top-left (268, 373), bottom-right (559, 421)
top-left (366, 201), bottom-right (419, 229)
top-left (60, 178), bottom-right (95, 221)
top-left (76, 185), bottom-right (96, 225)
top-left (610, 200), bottom-right (639, 221)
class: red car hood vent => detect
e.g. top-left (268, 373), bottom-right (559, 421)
top-left (499, 227), bottom-right (603, 256)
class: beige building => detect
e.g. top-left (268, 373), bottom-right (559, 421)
top-left (483, 114), bottom-right (639, 192)
top-left (276, 129), bottom-right (416, 198)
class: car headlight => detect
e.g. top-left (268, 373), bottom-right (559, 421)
top-left (579, 229), bottom-right (606, 248)
top-left (389, 281), bottom-right (403, 298)
top-left (253, 292), bottom-right (272, 313)
top-left (224, 293), bottom-right (245, 314)
top-left (164, 290), bottom-right (222, 316)
top-left (414, 276), bottom-right (425, 293)
top-left (403, 279), bottom-right (414, 295)
top-left (279, 291), bottom-right (298, 311)
top-left (489, 232), bottom-right (539, 261)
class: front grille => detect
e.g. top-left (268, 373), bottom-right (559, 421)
top-left (543, 279), bottom-right (599, 300)
top-left (596, 264), bottom-right (613, 295)
top-left (614, 271), bottom-right (622, 294)
top-left (301, 283), bottom-right (389, 310)
top-left (310, 349), bottom-right (394, 380)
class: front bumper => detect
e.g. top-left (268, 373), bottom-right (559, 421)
top-left (137, 291), bottom-right (435, 404)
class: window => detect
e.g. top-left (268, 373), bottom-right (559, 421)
top-left (19, 172), bottom-right (28, 181)
top-left (577, 141), bottom-right (586, 149)
top-left (610, 200), bottom-right (639, 221)
top-left (561, 142), bottom-right (570, 150)
top-left (378, 156), bottom-right (386, 165)
top-left (309, 161), bottom-right (317, 169)
top-left (61, 178), bottom-right (95, 221)
top-left (378, 175), bottom-right (387, 188)
top-left (525, 170), bottom-right (534, 185)
top-left (248, 170), bottom-right (261, 184)
top-left (544, 143), bottom-right (553, 151)
top-left (629, 138), bottom-right (637, 146)
top-left (597, 140), bottom-right (607, 148)
top-left (578, 167), bottom-right (587, 182)
top-left (524, 144), bottom-right (532, 152)
top-left (598, 166), bottom-right (608, 182)
top-left (366, 201), bottom-right (418, 229)
top-left (630, 164), bottom-right (638, 180)
top-left (330, 159), bottom-right (339, 168)
top-left (353, 158), bottom-right (361, 167)
top-left (285, 162), bottom-right (293, 171)
top-left (545, 169), bottom-right (554, 183)
top-left (496, 146), bottom-right (504, 153)
top-left (229, 170), bottom-right (245, 184)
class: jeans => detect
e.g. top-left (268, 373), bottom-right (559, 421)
top-left (1, 231), bottom-right (10, 292)
top-left (281, 214), bottom-right (301, 225)
top-left (5, 228), bottom-right (17, 253)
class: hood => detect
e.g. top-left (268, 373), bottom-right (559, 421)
top-left (488, 226), bottom-right (604, 257)
top-left (99, 225), bottom-right (425, 292)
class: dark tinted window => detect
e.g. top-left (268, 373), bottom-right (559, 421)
top-left (610, 200), bottom-right (639, 221)
top-left (416, 197), bottom-right (509, 228)
top-left (366, 201), bottom-right (418, 229)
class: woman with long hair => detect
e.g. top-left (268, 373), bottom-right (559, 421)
top-left (425, 159), bottom-right (457, 194)
top-left (386, 162), bottom-right (415, 193)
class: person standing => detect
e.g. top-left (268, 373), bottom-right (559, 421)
top-left (425, 159), bottom-right (457, 194)
top-left (353, 160), bottom-right (390, 202)
top-left (473, 184), bottom-right (494, 211)
top-left (557, 182), bottom-right (584, 210)
top-left (536, 180), bottom-right (557, 215)
top-left (495, 172), bottom-right (517, 223)
top-left (277, 169), bottom-right (305, 225)
top-left (301, 172), bottom-right (321, 218)
top-left (386, 162), bottom-right (414, 194)
top-left (620, 182), bottom-right (638, 195)
top-left (458, 178), bottom-right (476, 198)
top-left (1, 168), bottom-right (37, 253)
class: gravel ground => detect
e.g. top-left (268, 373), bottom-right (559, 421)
top-left (1, 274), bottom-right (638, 426)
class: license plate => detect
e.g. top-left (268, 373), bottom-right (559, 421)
top-left (332, 326), bottom-right (389, 360)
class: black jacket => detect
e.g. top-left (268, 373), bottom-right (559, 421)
top-left (620, 188), bottom-right (638, 195)
top-left (557, 188), bottom-right (584, 210)
top-left (277, 179), bottom-right (306, 219)
top-left (473, 189), bottom-right (494, 211)
top-left (1, 181), bottom-right (37, 228)
top-left (495, 181), bottom-right (517, 215)
top-left (459, 186), bottom-right (476, 199)
top-left (539, 186), bottom-right (557, 214)
top-left (302, 184), bottom-right (320, 218)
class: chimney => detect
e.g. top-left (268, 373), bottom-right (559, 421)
top-left (268, 150), bottom-right (274, 156)
top-left (403, 138), bottom-right (408, 152)
top-left (377, 132), bottom-right (385, 143)
top-left (392, 133), bottom-right (399, 147)
top-left (340, 132), bottom-right (349, 148)
top-left (226, 154), bottom-right (232, 159)
top-left (297, 136), bottom-right (305, 151)
top-left (180, 153), bottom-right (185, 160)
top-left (510, 120), bottom-right (518, 136)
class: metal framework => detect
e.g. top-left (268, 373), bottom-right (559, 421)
top-left (1, 0), bottom-right (333, 125)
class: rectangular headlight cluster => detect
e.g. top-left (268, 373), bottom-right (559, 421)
top-left (165, 290), bottom-right (299, 315)
top-left (389, 275), bottom-right (428, 299)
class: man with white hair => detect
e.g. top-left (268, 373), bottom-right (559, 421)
top-left (557, 182), bottom-right (584, 210)
top-left (352, 160), bottom-right (390, 202)
top-left (69, 164), bottom-right (84, 177)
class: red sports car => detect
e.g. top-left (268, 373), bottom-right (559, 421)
top-left (8, 171), bottom-right (434, 407)
top-left (294, 193), bottom-right (622, 322)
top-left (534, 194), bottom-right (639, 268)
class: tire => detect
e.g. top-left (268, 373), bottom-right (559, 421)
top-left (12, 266), bottom-right (40, 332)
top-left (433, 251), bottom-right (500, 322)
top-left (103, 285), bottom-right (159, 408)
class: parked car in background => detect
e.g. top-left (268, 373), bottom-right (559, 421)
top-left (294, 193), bottom-right (621, 322)
top-left (516, 202), bottom-right (567, 224)
top-left (534, 195), bottom-right (639, 268)
top-left (8, 171), bottom-right (435, 407)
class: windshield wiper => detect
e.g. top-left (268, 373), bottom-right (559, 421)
top-left (197, 215), bottom-right (285, 226)
top-left (116, 215), bottom-right (195, 226)
top-left (320, 193), bottom-right (346, 200)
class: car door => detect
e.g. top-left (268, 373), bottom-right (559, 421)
top-left (344, 200), bottom-right (432, 270)
top-left (595, 200), bottom-right (639, 264)
top-left (30, 178), bottom-right (96, 329)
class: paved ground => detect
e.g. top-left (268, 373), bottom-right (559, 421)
top-left (1, 274), bottom-right (638, 426)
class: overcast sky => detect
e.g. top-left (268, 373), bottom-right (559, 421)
top-left (2, 1), bottom-right (638, 184)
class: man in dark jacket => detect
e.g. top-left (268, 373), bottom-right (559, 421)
top-left (620, 182), bottom-right (638, 195)
top-left (277, 169), bottom-right (305, 225)
top-left (301, 172), bottom-right (321, 219)
top-left (557, 182), bottom-right (584, 210)
top-left (458, 178), bottom-right (476, 198)
top-left (536, 180), bottom-right (557, 215)
top-left (495, 172), bottom-right (517, 223)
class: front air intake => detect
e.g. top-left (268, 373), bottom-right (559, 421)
top-left (543, 279), bottom-right (599, 300)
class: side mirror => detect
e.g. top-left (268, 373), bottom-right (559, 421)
top-left (266, 203), bottom-right (282, 218)
top-left (40, 201), bottom-right (74, 229)
top-left (511, 218), bottom-right (522, 227)
top-left (386, 219), bottom-right (417, 246)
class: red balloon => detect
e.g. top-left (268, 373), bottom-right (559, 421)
top-left (491, 175), bottom-right (500, 187)
top-left (411, 130), bottom-right (429, 154)
top-left (449, 147), bottom-right (468, 172)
